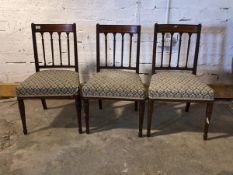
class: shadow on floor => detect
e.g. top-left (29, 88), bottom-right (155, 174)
top-left (29, 100), bottom-right (233, 140)
top-left (147, 102), bottom-right (233, 140)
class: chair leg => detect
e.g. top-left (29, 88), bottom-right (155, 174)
top-left (138, 101), bottom-right (145, 137)
top-left (203, 102), bottom-right (214, 140)
top-left (84, 99), bottom-right (90, 134)
top-left (75, 96), bottom-right (82, 134)
top-left (41, 99), bottom-right (48, 110)
top-left (185, 102), bottom-right (190, 112)
top-left (98, 99), bottom-right (103, 110)
top-left (134, 101), bottom-right (138, 112)
top-left (147, 99), bottom-right (154, 137)
top-left (18, 99), bottom-right (27, 135)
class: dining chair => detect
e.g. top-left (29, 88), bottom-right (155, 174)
top-left (16, 23), bottom-right (82, 134)
top-left (82, 24), bottom-right (146, 137)
top-left (147, 23), bottom-right (214, 140)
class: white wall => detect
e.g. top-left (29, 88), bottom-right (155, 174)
top-left (0, 0), bottom-right (232, 83)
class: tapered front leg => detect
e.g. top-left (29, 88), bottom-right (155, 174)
top-left (75, 95), bottom-right (82, 134)
top-left (41, 99), bottom-right (48, 110)
top-left (98, 99), bottom-right (102, 110)
top-left (84, 99), bottom-right (90, 134)
top-left (18, 99), bottom-right (27, 135)
top-left (147, 99), bottom-right (154, 137)
top-left (185, 102), bottom-right (190, 112)
top-left (138, 101), bottom-right (145, 137)
top-left (135, 101), bottom-right (138, 112)
top-left (203, 102), bottom-right (214, 140)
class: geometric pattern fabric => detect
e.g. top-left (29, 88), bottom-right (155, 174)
top-left (82, 70), bottom-right (146, 100)
top-left (149, 72), bottom-right (214, 101)
top-left (16, 70), bottom-right (80, 97)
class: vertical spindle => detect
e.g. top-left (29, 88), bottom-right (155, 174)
top-left (67, 32), bottom-right (70, 66)
top-left (50, 32), bottom-right (54, 66)
top-left (121, 33), bottom-right (125, 67)
top-left (185, 33), bottom-right (192, 68)
top-left (161, 33), bottom-right (165, 68)
top-left (169, 33), bottom-right (174, 67)
top-left (113, 33), bottom-right (116, 67)
top-left (177, 32), bottom-right (183, 68)
top-left (129, 33), bottom-right (133, 68)
top-left (58, 32), bottom-right (62, 65)
top-left (41, 32), bottom-right (46, 66)
top-left (104, 33), bottom-right (108, 67)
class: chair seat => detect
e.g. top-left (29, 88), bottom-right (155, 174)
top-left (82, 70), bottom-right (146, 99)
top-left (149, 72), bottom-right (214, 101)
top-left (16, 70), bottom-right (80, 97)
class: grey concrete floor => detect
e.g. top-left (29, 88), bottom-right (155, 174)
top-left (0, 98), bottom-right (233, 175)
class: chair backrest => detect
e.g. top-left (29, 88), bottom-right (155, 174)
top-left (96, 24), bottom-right (141, 73)
top-left (152, 23), bottom-right (202, 75)
top-left (31, 23), bottom-right (78, 72)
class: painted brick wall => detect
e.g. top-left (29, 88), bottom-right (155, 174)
top-left (0, 0), bottom-right (232, 83)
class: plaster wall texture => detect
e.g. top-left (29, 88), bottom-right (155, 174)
top-left (0, 0), bottom-right (232, 83)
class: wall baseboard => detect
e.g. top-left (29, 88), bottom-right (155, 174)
top-left (209, 84), bottom-right (233, 100)
top-left (0, 83), bottom-right (17, 97)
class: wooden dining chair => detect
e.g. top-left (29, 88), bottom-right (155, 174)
top-left (16, 23), bottom-right (82, 134)
top-left (82, 24), bottom-right (146, 137)
top-left (147, 24), bottom-right (214, 140)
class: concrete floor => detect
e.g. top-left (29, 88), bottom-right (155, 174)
top-left (0, 98), bottom-right (233, 175)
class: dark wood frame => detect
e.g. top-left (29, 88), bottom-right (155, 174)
top-left (17, 23), bottom-right (82, 135)
top-left (147, 23), bottom-right (214, 140)
top-left (83, 24), bottom-right (145, 137)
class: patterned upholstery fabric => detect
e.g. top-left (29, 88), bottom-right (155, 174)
top-left (149, 72), bottom-right (214, 101)
top-left (82, 70), bottom-right (146, 99)
top-left (16, 70), bottom-right (80, 97)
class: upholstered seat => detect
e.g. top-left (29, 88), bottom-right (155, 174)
top-left (16, 70), bottom-right (80, 97)
top-left (149, 72), bottom-right (214, 101)
top-left (82, 70), bottom-right (146, 100)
